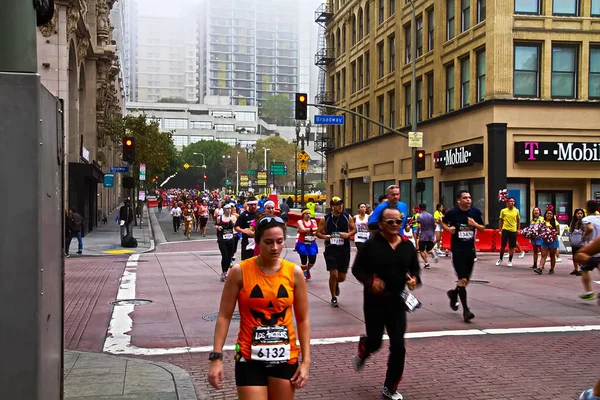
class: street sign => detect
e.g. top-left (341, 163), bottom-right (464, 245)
top-left (314, 115), bottom-right (345, 125)
top-left (183, 162), bottom-right (190, 169)
top-left (297, 151), bottom-right (310, 162)
top-left (270, 162), bottom-right (287, 176)
top-left (408, 131), bottom-right (423, 148)
top-left (257, 171), bottom-right (268, 186)
top-left (247, 169), bottom-right (256, 175)
top-left (298, 162), bottom-right (308, 171)
top-left (103, 173), bottom-right (114, 188)
top-left (139, 163), bottom-right (146, 181)
top-left (225, 180), bottom-right (231, 185)
top-left (110, 166), bottom-right (129, 173)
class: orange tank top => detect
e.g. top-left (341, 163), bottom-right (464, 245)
top-left (236, 258), bottom-right (299, 364)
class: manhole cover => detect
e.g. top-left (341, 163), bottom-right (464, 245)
top-left (202, 311), bottom-right (240, 322)
top-left (111, 299), bottom-right (154, 306)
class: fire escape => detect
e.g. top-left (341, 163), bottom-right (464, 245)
top-left (314, 2), bottom-right (335, 155)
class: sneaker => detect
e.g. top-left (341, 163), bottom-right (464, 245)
top-left (570, 269), bottom-right (579, 275)
top-left (463, 309), bottom-right (475, 322)
top-left (533, 268), bottom-right (543, 275)
top-left (474, 257), bottom-right (477, 262)
top-left (507, 261), bottom-right (513, 267)
top-left (556, 257), bottom-right (562, 263)
top-left (232, 255), bottom-right (236, 261)
top-left (495, 259), bottom-right (503, 266)
top-left (447, 289), bottom-right (459, 311)
top-left (330, 298), bottom-right (339, 308)
top-left (352, 354), bottom-right (365, 372)
top-left (433, 253), bottom-right (439, 263)
top-left (305, 269), bottom-right (312, 280)
top-left (382, 386), bottom-right (403, 400)
top-left (579, 389), bottom-right (600, 400)
top-left (519, 251), bottom-right (525, 259)
top-left (335, 283), bottom-right (340, 296)
top-left (504, 253), bottom-right (509, 258)
top-left (220, 273), bottom-right (226, 282)
top-left (579, 292), bottom-right (596, 301)
top-left (77, 251), bottom-right (82, 255)
top-left (424, 263), bottom-right (431, 269)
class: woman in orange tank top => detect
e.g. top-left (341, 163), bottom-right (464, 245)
top-left (208, 216), bottom-right (311, 399)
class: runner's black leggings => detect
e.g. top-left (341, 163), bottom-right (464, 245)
top-left (359, 295), bottom-right (407, 391)
top-left (299, 255), bottom-right (317, 265)
top-left (172, 216), bottom-right (180, 232)
top-left (218, 240), bottom-right (235, 273)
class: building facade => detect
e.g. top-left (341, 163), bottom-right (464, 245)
top-left (320, 0), bottom-right (600, 227)
top-left (196, 0), bottom-right (301, 107)
top-left (111, 0), bottom-right (138, 102)
top-left (37, 0), bottom-right (125, 233)
top-left (136, 14), bottom-right (198, 102)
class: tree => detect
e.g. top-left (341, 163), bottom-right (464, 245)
top-left (261, 94), bottom-right (293, 126)
top-left (181, 140), bottom-right (234, 189)
top-left (254, 136), bottom-right (296, 188)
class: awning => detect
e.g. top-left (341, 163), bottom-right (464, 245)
top-left (69, 162), bottom-right (104, 182)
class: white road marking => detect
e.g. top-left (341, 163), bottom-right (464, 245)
top-left (103, 254), bottom-right (139, 354)
top-left (102, 255), bottom-right (600, 356)
top-left (593, 280), bottom-right (600, 285)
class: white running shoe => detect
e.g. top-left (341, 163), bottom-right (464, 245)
top-left (556, 257), bottom-right (562, 263)
top-left (382, 386), bottom-right (403, 400)
top-left (495, 259), bottom-right (503, 266)
top-left (433, 253), bottom-right (439, 263)
top-left (504, 253), bottom-right (509, 258)
top-left (519, 251), bottom-right (525, 259)
top-left (507, 261), bottom-right (513, 267)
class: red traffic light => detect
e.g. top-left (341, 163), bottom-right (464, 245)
top-left (417, 151), bottom-right (424, 158)
top-left (203, 174), bottom-right (207, 179)
top-left (125, 139), bottom-right (133, 146)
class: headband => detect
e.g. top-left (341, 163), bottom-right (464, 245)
top-left (264, 200), bottom-right (275, 208)
top-left (302, 209), bottom-right (311, 214)
top-left (247, 200), bottom-right (258, 205)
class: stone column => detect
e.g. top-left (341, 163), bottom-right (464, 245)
top-left (486, 0), bottom-right (514, 99)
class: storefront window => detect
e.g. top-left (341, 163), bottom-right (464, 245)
top-left (372, 179), bottom-right (395, 206)
top-left (592, 180), bottom-right (600, 203)
top-left (400, 180), bottom-right (411, 205)
top-left (440, 178), bottom-right (486, 221)
top-left (507, 182), bottom-right (529, 223)
top-left (536, 191), bottom-right (572, 223)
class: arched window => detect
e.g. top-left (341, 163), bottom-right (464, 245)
top-left (358, 7), bottom-right (364, 39)
top-left (351, 15), bottom-right (357, 45)
top-left (365, 1), bottom-right (370, 34)
top-left (336, 27), bottom-right (341, 56)
top-left (342, 23), bottom-right (346, 53)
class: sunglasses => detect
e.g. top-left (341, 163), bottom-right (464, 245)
top-left (384, 219), bottom-right (403, 226)
top-left (258, 216), bottom-right (285, 225)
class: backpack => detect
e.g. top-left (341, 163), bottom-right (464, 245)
top-left (121, 234), bottom-right (138, 248)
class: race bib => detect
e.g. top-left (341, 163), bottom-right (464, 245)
top-left (246, 238), bottom-right (256, 250)
top-left (186, 216), bottom-right (192, 221)
top-left (330, 232), bottom-right (344, 246)
top-left (250, 326), bottom-right (291, 363)
top-left (401, 288), bottom-right (421, 312)
top-left (458, 225), bottom-right (473, 240)
top-left (304, 235), bottom-right (316, 244)
top-left (223, 233), bottom-right (234, 240)
top-left (355, 232), bottom-right (369, 242)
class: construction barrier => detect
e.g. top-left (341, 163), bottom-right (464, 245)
top-left (285, 212), bottom-right (323, 228)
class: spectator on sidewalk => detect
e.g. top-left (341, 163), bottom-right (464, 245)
top-left (67, 207), bottom-right (83, 255)
top-left (119, 199), bottom-right (134, 239)
top-left (64, 209), bottom-right (76, 257)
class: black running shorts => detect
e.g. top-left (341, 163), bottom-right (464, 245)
top-left (324, 249), bottom-right (350, 273)
top-left (235, 360), bottom-right (298, 386)
top-left (451, 248), bottom-right (476, 280)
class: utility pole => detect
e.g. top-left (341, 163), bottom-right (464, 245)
top-left (410, 0), bottom-right (418, 210)
top-left (296, 122), bottom-right (310, 209)
top-left (1, 2), bottom-right (62, 399)
top-left (236, 151), bottom-right (239, 195)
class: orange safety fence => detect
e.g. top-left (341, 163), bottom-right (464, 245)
top-left (441, 229), bottom-right (537, 252)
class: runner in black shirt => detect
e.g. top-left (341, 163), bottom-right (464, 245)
top-left (235, 197), bottom-right (258, 260)
top-left (440, 190), bottom-right (485, 322)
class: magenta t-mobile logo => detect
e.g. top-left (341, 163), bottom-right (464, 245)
top-left (524, 142), bottom-right (539, 160)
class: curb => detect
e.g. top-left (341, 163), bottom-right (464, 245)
top-left (66, 350), bottom-right (199, 400)
top-left (149, 207), bottom-right (167, 246)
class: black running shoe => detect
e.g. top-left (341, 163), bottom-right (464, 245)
top-left (447, 289), bottom-right (459, 311)
top-left (330, 297), bottom-right (339, 307)
top-left (463, 309), bottom-right (475, 322)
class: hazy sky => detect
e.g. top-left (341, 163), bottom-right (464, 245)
top-left (138, 0), bottom-right (323, 18)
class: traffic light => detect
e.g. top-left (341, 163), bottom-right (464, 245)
top-left (203, 173), bottom-right (207, 180)
top-left (295, 93), bottom-right (308, 120)
top-left (122, 136), bottom-right (135, 163)
top-left (415, 150), bottom-right (426, 172)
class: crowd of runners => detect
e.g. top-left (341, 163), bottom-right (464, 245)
top-left (158, 186), bottom-right (599, 399)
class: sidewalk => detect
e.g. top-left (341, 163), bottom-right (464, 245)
top-left (70, 205), bottom-right (154, 256)
top-left (64, 350), bottom-right (198, 400)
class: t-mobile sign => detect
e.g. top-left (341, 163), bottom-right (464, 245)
top-left (515, 141), bottom-right (600, 162)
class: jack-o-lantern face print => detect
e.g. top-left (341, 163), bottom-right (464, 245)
top-left (248, 283), bottom-right (290, 326)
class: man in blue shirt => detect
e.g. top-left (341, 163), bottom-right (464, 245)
top-left (368, 185), bottom-right (409, 231)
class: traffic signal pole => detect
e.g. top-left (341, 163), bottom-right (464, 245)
top-left (0, 1), bottom-right (37, 72)
top-left (410, 0), bottom-right (418, 209)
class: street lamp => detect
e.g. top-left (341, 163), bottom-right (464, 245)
top-left (263, 148), bottom-right (270, 171)
top-left (222, 154), bottom-right (231, 188)
top-left (192, 152), bottom-right (207, 169)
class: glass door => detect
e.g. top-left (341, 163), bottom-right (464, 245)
top-left (535, 190), bottom-right (572, 223)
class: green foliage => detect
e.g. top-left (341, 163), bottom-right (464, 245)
top-left (181, 140), bottom-right (234, 188)
top-left (157, 97), bottom-right (188, 103)
top-left (261, 94), bottom-right (293, 126)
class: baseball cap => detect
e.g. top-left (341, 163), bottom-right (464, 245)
top-left (330, 196), bottom-right (343, 206)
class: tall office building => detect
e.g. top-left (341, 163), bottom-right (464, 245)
top-left (137, 14), bottom-right (198, 102)
top-left (196, 0), bottom-right (301, 107)
top-left (111, 0), bottom-right (138, 102)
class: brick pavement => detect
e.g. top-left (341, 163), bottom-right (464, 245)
top-left (64, 256), bottom-right (128, 351)
top-left (148, 331), bottom-right (600, 400)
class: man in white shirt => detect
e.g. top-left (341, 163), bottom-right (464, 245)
top-left (579, 200), bottom-right (600, 301)
top-left (171, 203), bottom-right (182, 233)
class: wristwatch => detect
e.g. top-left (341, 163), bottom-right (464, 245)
top-left (208, 352), bottom-right (223, 361)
